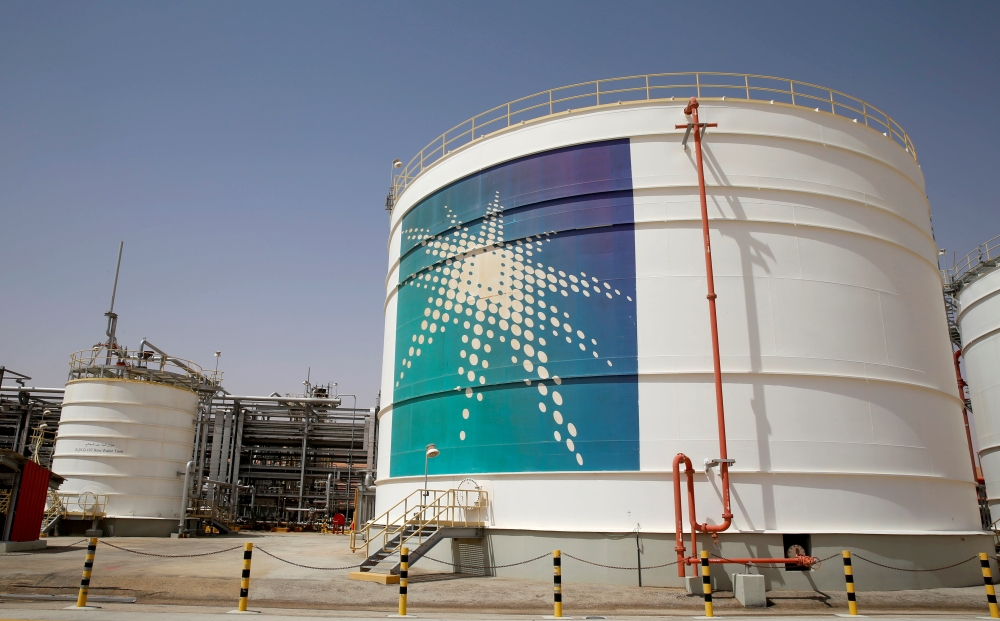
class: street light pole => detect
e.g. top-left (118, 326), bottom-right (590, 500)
top-left (423, 443), bottom-right (440, 504)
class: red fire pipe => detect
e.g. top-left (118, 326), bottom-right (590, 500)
top-left (670, 98), bottom-right (816, 576)
top-left (673, 452), bottom-right (817, 573)
top-left (672, 454), bottom-right (698, 575)
top-left (686, 98), bottom-right (733, 537)
top-left (953, 348), bottom-right (984, 484)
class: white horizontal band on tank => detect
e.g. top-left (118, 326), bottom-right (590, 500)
top-left (60, 399), bottom-right (197, 411)
top-left (958, 325), bottom-right (1000, 353)
top-left (49, 456), bottom-right (195, 465)
top-left (630, 189), bottom-right (937, 255)
top-left (388, 134), bottom-right (929, 242)
top-left (373, 473), bottom-right (978, 534)
top-left (55, 421), bottom-right (193, 431)
top-left (384, 186), bottom-right (936, 297)
top-left (382, 215), bottom-right (941, 315)
top-left (388, 98), bottom-right (922, 221)
top-left (385, 469), bottom-right (974, 483)
top-left (375, 380), bottom-right (961, 428)
top-left (388, 100), bottom-right (924, 235)
top-left (441, 527), bottom-right (990, 536)
top-left (66, 377), bottom-right (197, 393)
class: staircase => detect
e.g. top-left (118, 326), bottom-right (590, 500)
top-left (349, 488), bottom-right (488, 583)
top-left (40, 491), bottom-right (64, 534)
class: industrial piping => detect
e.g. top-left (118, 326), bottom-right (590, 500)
top-left (178, 460), bottom-right (194, 534)
top-left (953, 349), bottom-right (985, 484)
top-left (671, 98), bottom-right (816, 575)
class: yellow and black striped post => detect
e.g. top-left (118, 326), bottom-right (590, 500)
top-left (700, 549), bottom-right (713, 617)
top-left (553, 549), bottom-right (562, 618)
top-left (237, 542), bottom-right (253, 612)
top-left (398, 546), bottom-right (409, 616)
top-left (981, 552), bottom-right (999, 618)
top-left (842, 550), bottom-right (858, 616)
top-left (75, 537), bottom-right (99, 608)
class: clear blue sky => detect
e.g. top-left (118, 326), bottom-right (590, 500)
top-left (2, 1), bottom-right (998, 402)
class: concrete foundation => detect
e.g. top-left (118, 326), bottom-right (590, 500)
top-left (409, 529), bottom-right (997, 591)
top-left (734, 573), bottom-right (766, 607)
top-left (56, 517), bottom-right (178, 538)
top-left (0, 540), bottom-right (46, 553)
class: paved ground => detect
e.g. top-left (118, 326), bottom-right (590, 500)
top-left (0, 605), bottom-right (993, 620)
top-left (0, 535), bottom-right (994, 618)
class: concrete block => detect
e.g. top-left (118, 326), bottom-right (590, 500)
top-left (734, 573), bottom-right (766, 608)
top-left (0, 540), bottom-right (46, 553)
top-left (684, 575), bottom-right (715, 594)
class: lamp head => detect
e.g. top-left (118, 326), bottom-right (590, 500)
top-left (392, 159), bottom-right (403, 168)
top-left (215, 351), bottom-right (221, 357)
top-left (425, 443), bottom-right (440, 459)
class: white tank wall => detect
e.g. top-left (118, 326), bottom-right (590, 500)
top-left (957, 266), bottom-right (1000, 509)
top-left (377, 99), bottom-right (980, 535)
top-left (51, 379), bottom-right (198, 520)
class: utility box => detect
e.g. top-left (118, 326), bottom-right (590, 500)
top-left (734, 573), bottom-right (766, 608)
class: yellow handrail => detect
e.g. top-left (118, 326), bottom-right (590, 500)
top-left (391, 72), bottom-right (916, 205)
top-left (350, 488), bottom-right (487, 560)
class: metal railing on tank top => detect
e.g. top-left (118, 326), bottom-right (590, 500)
top-left (389, 72), bottom-right (917, 206)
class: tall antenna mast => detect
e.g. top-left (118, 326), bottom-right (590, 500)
top-left (104, 242), bottom-right (124, 356)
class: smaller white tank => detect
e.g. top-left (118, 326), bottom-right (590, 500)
top-left (51, 350), bottom-right (202, 536)
top-left (953, 238), bottom-right (1000, 512)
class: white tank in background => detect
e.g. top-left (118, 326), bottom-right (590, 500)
top-left (51, 347), bottom-right (206, 536)
top-left (951, 238), bottom-right (1000, 515)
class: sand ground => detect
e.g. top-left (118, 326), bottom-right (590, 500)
top-left (0, 534), bottom-right (993, 616)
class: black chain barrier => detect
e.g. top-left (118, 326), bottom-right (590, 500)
top-left (100, 540), bottom-right (244, 557)
top-left (0, 538), bottom-right (90, 556)
top-left (851, 553), bottom-right (978, 573)
top-left (702, 551), bottom-right (979, 573)
top-left (419, 551), bottom-right (551, 571)
top-left (254, 546), bottom-right (363, 570)
top-left (562, 553), bottom-right (680, 570)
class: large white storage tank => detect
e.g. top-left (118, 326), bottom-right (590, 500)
top-left (377, 73), bottom-right (989, 590)
top-left (51, 350), bottom-right (202, 536)
top-left (952, 239), bottom-right (1000, 515)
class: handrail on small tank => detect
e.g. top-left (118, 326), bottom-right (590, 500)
top-left (389, 71), bottom-right (917, 207)
top-left (67, 346), bottom-right (216, 391)
top-left (943, 234), bottom-right (1000, 291)
top-left (138, 338), bottom-right (201, 378)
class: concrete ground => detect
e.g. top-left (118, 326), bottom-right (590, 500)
top-left (0, 606), bottom-right (993, 621)
top-left (0, 535), bottom-right (995, 617)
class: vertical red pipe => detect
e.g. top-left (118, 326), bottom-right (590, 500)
top-left (686, 97), bottom-right (733, 534)
top-left (672, 454), bottom-right (699, 576)
top-left (953, 348), bottom-right (983, 483)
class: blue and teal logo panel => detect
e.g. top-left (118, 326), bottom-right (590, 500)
top-left (392, 140), bottom-right (639, 476)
